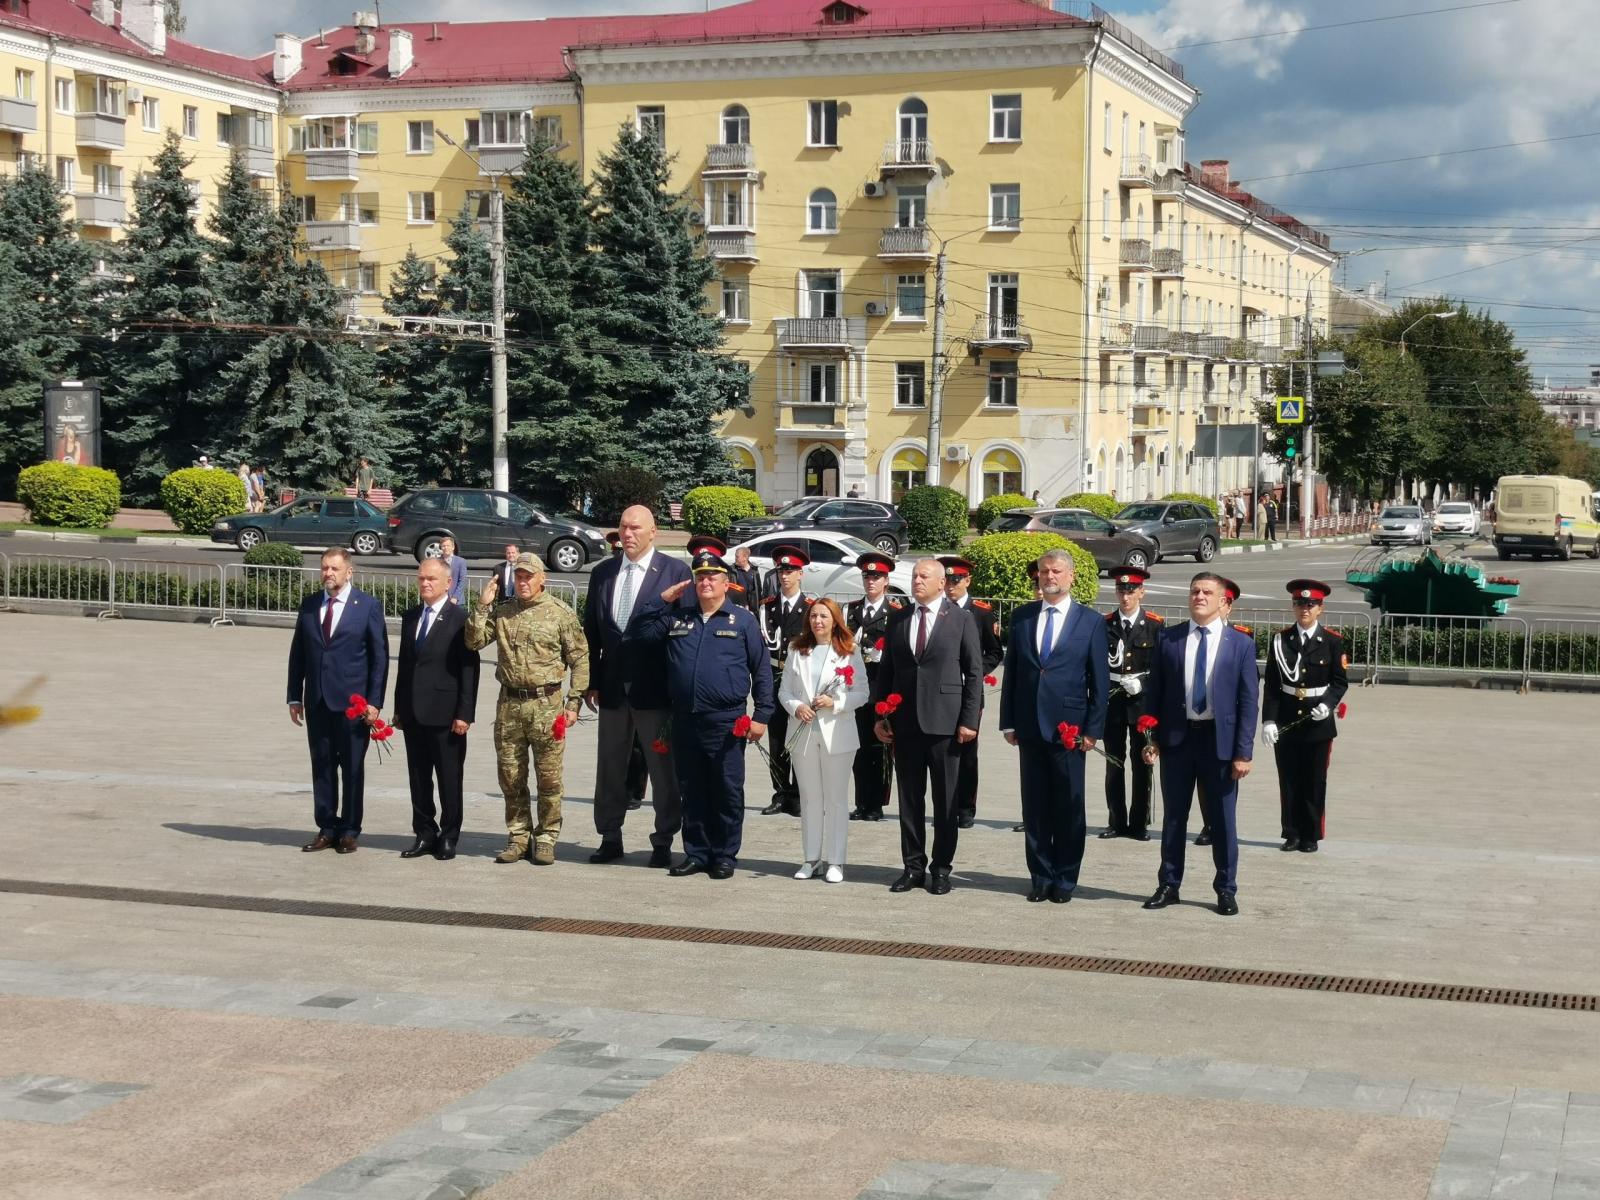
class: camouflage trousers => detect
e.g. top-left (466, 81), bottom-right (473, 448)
top-left (494, 691), bottom-right (567, 850)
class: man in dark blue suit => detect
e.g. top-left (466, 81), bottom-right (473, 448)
top-left (999, 548), bottom-right (1110, 903)
top-left (287, 547), bottom-right (390, 854)
top-left (582, 504), bottom-right (694, 867)
top-left (1140, 572), bottom-right (1258, 915)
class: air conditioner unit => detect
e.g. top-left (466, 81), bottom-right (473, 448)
top-left (864, 301), bottom-right (888, 317)
top-left (862, 181), bottom-right (886, 198)
top-left (688, 211), bottom-right (705, 226)
top-left (944, 443), bottom-right (970, 463)
top-left (1096, 283), bottom-right (1113, 304)
top-left (126, 87), bottom-right (143, 104)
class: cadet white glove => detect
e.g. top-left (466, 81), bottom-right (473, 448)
top-left (1310, 703), bottom-right (1331, 721)
top-left (1122, 676), bottom-right (1143, 697)
top-left (1262, 722), bottom-right (1279, 747)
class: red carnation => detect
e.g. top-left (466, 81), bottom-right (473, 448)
top-left (874, 700), bottom-right (890, 716)
top-left (1336, 702), bottom-right (1348, 719)
top-left (1057, 722), bottom-right (1081, 750)
top-left (835, 665), bottom-right (855, 686)
top-left (874, 637), bottom-right (886, 651)
top-left (732, 714), bottom-right (753, 738)
top-left (886, 693), bottom-right (903, 709)
top-left (551, 713), bottom-right (568, 741)
top-left (983, 674), bottom-right (998, 687)
top-left (651, 737), bottom-right (670, 755)
top-left (346, 694), bottom-right (369, 719)
top-left (1136, 715), bottom-right (1158, 734)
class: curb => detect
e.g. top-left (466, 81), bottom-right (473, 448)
top-left (0, 528), bottom-right (195, 547)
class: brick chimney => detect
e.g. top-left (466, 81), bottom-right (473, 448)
top-left (122, 0), bottom-right (168, 55)
top-left (273, 33), bottom-right (303, 83)
top-left (387, 29), bottom-right (413, 78)
top-left (1200, 159), bottom-right (1230, 190)
top-left (89, 0), bottom-right (115, 26)
top-left (353, 11), bottom-right (379, 56)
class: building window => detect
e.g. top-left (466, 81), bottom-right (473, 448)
top-left (181, 105), bottom-right (197, 139)
top-left (635, 105), bottom-right (666, 147)
top-left (982, 448), bottom-right (1023, 498)
top-left (896, 98), bottom-right (928, 159)
top-left (533, 114), bottom-right (561, 143)
top-left (407, 120), bottom-right (434, 153)
top-left (407, 192), bottom-right (436, 224)
top-left (721, 104), bottom-right (749, 145)
top-left (807, 99), bottom-right (839, 147)
top-left (54, 156), bottom-right (74, 192)
top-left (990, 93), bottom-right (1021, 141)
top-left (356, 193), bottom-right (379, 224)
top-left (54, 77), bottom-right (72, 113)
top-left (896, 184), bottom-right (926, 228)
top-left (1101, 189), bottom-right (1111, 239)
top-left (359, 263), bottom-right (378, 294)
top-left (92, 163), bottom-right (121, 196)
top-left (15, 69), bottom-right (34, 101)
top-left (987, 362), bottom-right (1019, 408)
top-left (356, 121), bottom-right (378, 153)
top-left (889, 446), bottom-right (927, 500)
top-left (1102, 102), bottom-right (1111, 150)
top-left (293, 117), bottom-right (354, 151)
top-left (720, 277), bottom-right (749, 323)
top-left (727, 445), bottom-right (758, 490)
top-left (895, 363), bottom-right (926, 408)
top-left (807, 362), bottom-right (840, 405)
top-left (292, 194), bottom-right (316, 222)
top-left (709, 179), bottom-right (750, 228)
top-left (895, 274), bottom-right (926, 320)
top-left (804, 270), bottom-right (840, 318)
top-left (806, 187), bottom-right (837, 234)
top-left (141, 97), bottom-right (158, 132)
top-left (989, 183), bottom-right (1020, 230)
top-left (479, 110), bottom-right (528, 147)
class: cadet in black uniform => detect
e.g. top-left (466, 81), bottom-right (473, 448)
top-left (1261, 578), bottom-right (1349, 853)
top-left (845, 552), bottom-right (905, 821)
top-left (941, 555), bottom-right (1002, 829)
top-left (760, 545), bottom-right (813, 816)
top-left (1100, 565), bottom-right (1162, 840)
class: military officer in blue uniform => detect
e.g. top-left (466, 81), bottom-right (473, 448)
top-left (760, 544), bottom-right (814, 816)
top-left (1101, 565), bottom-right (1162, 840)
top-left (645, 550), bottom-right (775, 879)
top-left (1261, 578), bottom-right (1349, 853)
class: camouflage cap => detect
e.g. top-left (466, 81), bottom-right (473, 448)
top-left (513, 552), bottom-right (546, 575)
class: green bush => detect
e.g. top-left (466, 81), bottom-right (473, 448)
top-left (113, 567), bottom-right (190, 607)
top-left (15, 463), bottom-right (121, 529)
top-left (1055, 492), bottom-right (1122, 520)
top-left (681, 485), bottom-right (766, 539)
top-left (899, 485), bottom-right (969, 551)
top-left (160, 467), bottom-right (247, 535)
top-left (973, 492), bottom-right (1033, 533)
top-left (361, 576), bottom-right (422, 619)
top-left (1161, 492), bottom-right (1220, 518)
top-left (587, 464), bottom-right (662, 524)
top-left (242, 541), bottom-right (305, 568)
top-left (965, 532), bottom-right (1099, 605)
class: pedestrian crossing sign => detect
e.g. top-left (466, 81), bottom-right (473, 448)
top-left (1276, 397), bottom-right (1304, 424)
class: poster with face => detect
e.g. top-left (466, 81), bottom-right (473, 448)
top-left (43, 383), bottom-right (100, 468)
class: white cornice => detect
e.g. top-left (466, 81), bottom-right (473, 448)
top-left (1180, 182), bottom-right (1333, 260)
top-left (285, 82), bottom-right (577, 116)
top-left (1093, 36), bottom-right (1196, 122)
top-left (1, 27), bottom-right (278, 108)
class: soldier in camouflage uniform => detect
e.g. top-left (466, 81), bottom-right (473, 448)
top-left (465, 552), bottom-right (590, 865)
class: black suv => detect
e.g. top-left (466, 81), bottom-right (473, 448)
top-left (385, 488), bottom-right (611, 572)
top-left (726, 498), bottom-right (908, 554)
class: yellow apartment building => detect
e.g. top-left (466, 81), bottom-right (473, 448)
top-left (1, 0), bottom-right (1337, 508)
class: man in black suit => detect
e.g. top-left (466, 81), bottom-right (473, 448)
top-left (872, 558), bottom-right (983, 895)
top-left (393, 558), bottom-right (481, 860)
top-left (287, 547), bottom-right (390, 854)
top-left (941, 555), bottom-right (1003, 829)
top-left (493, 543), bottom-right (520, 597)
top-left (582, 504), bottom-right (694, 866)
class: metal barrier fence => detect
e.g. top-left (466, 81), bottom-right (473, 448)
top-left (1370, 614), bottom-right (1530, 685)
top-left (1, 553), bottom-right (118, 618)
top-left (1523, 617), bottom-right (1600, 684)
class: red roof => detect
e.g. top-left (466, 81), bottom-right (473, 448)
top-left (0, 0), bottom-right (273, 88)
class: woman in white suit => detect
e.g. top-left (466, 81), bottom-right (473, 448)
top-left (779, 597), bottom-right (870, 882)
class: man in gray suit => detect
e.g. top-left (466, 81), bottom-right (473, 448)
top-left (871, 558), bottom-right (983, 895)
top-left (582, 505), bottom-right (693, 867)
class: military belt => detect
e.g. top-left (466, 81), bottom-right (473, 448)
top-left (1110, 672), bottom-right (1146, 686)
top-left (503, 682), bottom-right (564, 700)
top-left (1281, 683), bottom-right (1328, 700)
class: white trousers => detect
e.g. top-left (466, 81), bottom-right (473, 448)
top-left (792, 743), bottom-right (853, 865)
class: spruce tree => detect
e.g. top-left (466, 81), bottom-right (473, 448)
top-left (587, 123), bottom-right (746, 500)
top-left (206, 148), bottom-right (276, 323)
top-left (0, 162), bottom-right (97, 496)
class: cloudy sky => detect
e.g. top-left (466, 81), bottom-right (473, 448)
top-left (183, 0), bottom-right (1597, 384)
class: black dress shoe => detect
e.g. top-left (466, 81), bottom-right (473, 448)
top-left (589, 841), bottom-right (625, 864)
top-left (864, 809), bottom-right (884, 822)
top-left (434, 838), bottom-right (457, 861)
top-left (956, 813), bottom-right (975, 829)
top-left (400, 837), bottom-right (437, 859)
top-left (1027, 886), bottom-right (1048, 903)
top-left (1194, 829), bottom-right (1213, 847)
top-left (759, 800), bottom-right (785, 816)
top-left (1216, 893), bottom-right (1239, 916)
top-left (928, 869), bottom-right (952, 896)
top-left (668, 858), bottom-right (707, 877)
top-left (1280, 838), bottom-right (1300, 852)
top-left (1097, 826), bottom-right (1124, 840)
top-left (1011, 823), bottom-right (1026, 833)
top-left (647, 846), bottom-right (672, 869)
top-left (1127, 829), bottom-right (1151, 841)
top-left (1143, 884), bottom-right (1181, 909)
top-left (625, 796), bottom-right (643, 811)
top-left (1048, 887), bottom-right (1071, 904)
top-left (849, 808), bottom-right (865, 821)
top-left (1298, 841), bottom-right (1318, 853)
top-left (889, 870), bottom-right (926, 893)
top-left (708, 861), bottom-right (735, 880)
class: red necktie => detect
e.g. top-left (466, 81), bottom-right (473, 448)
top-left (915, 606), bottom-right (929, 657)
top-left (322, 596), bottom-right (334, 641)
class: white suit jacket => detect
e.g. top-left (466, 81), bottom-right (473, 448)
top-left (778, 644), bottom-right (870, 757)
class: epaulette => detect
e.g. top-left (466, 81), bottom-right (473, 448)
top-left (1279, 624), bottom-right (1296, 635)
top-left (1233, 623), bottom-right (1252, 635)
top-left (1325, 626), bottom-right (1344, 640)
top-left (729, 582), bottom-right (746, 594)
top-left (761, 595), bottom-right (776, 606)
top-left (887, 597), bottom-right (907, 608)
top-left (972, 599), bottom-right (992, 612)
top-left (1146, 611), bottom-right (1164, 623)
top-left (802, 594), bottom-right (817, 605)
top-left (1104, 610), bottom-right (1118, 622)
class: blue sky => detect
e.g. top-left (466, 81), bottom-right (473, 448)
top-left (183, 0), bottom-right (1597, 384)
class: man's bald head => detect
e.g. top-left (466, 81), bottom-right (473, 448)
top-left (618, 505), bottom-right (657, 560)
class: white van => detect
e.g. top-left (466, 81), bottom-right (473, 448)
top-left (1492, 475), bottom-right (1600, 560)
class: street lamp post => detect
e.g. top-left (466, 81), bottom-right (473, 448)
top-left (1399, 309), bottom-right (1457, 357)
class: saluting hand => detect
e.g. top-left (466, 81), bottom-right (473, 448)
top-left (661, 579), bottom-right (692, 603)
top-left (480, 576), bottom-right (499, 607)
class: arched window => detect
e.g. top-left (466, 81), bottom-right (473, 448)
top-left (981, 447), bottom-right (1022, 498)
top-left (721, 104), bottom-right (750, 145)
top-left (807, 188), bottom-right (837, 234)
top-left (888, 445), bottom-right (927, 501)
top-left (804, 446), bottom-right (840, 496)
top-left (897, 97), bottom-right (928, 156)
top-left (727, 444), bottom-right (757, 491)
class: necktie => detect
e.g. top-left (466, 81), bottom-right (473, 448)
top-left (417, 605), bottom-right (433, 645)
top-left (322, 595), bottom-right (335, 641)
top-left (915, 606), bottom-right (930, 657)
top-left (616, 562), bottom-right (637, 626)
top-left (1041, 605), bottom-right (1058, 661)
top-left (1192, 626), bottom-right (1210, 715)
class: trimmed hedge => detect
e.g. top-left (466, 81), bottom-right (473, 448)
top-left (899, 485), bottom-right (969, 551)
top-left (965, 532), bottom-right (1099, 605)
top-left (15, 463), bottom-right (121, 529)
top-left (243, 541), bottom-right (305, 567)
top-left (160, 467), bottom-right (247, 535)
top-left (1161, 492), bottom-right (1220, 518)
top-left (973, 492), bottom-right (1032, 533)
top-left (681, 485), bottom-right (766, 540)
top-left (1055, 491), bottom-right (1122, 520)
top-left (587, 464), bottom-right (662, 524)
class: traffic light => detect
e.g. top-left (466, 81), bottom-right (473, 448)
top-left (1284, 432), bottom-right (1299, 460)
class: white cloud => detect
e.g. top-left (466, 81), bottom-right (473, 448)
top-left (1145, 0), bottom-right (1307, 81)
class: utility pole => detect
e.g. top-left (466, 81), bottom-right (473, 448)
top-left (925, 246), bottom-right (949, 479)
top-left (1300, 289), bottom-right (1315, 538)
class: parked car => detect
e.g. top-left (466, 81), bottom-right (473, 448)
top-left (211, 495), bottom-right (390, 555)
top-left (1111, 501), bottom-right (1221, 562)
top-left (1371, 505), bottom-right (1432, 547)
top-left (384, 488), bottom-right (610, 571)
top-left (988, 507), bottom-right (1159, 573)
top-left (730, 531), bottom-right (915, 601)
top-left (726, 498), bottom-right (907, 555)
top-left (1432, 501), bottom-right (1481, 537)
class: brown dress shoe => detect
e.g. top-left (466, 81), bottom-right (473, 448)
top-left (301, 835), bottom-right (335, 852)
top-left (335, 835), bottom-right (358, 854)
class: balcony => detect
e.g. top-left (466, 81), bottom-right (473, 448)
top-left (1198, 334), bottom-right (1232, 359)
top-left (968, 315), bottom-right (1031, 351)
top-left (880, 138), bottom-right (936, 175)
top-left (474, 143), bottom-right (525, 176)
top-left (301, 220), bottom-right (362, 251)
top-left (75, 192), bottom-right (125, 228)
top-left (1133, 324), bottom-right (1169, 353)
top-left (1100, 320), bottom-right (1133, 351)
top-left (236, 145), bottom-right (274, 178)
top-left (301, 148), bottom-right (360, 181)
top-left (775, 316), bottom-right (863, 353)
top-left (1118, 238), bottom-right (1151, 271)
top-left (1168, 330), bottom-right (1201, 356)
top-left (1152, 169), bottom-right (1187, 199)
top-left (704, 142), bottom-right (756, 175)
top-left (0, 96), bottom-right (37, 134)
top-left (706, 231), bottom-right (758, 262)
top-left (1151, 247), bottom-right (1184, 278)
top-left (878, 224), bottom-right (933, 260)
top-left (75, 112), bottom-right (125, 150)
top-left (1119, 154), bottom-right (1153, 187)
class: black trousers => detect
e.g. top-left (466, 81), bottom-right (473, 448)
top-left (307, 703), bottom-right (369, 838)
top-left (402, 723), bottom-right (467, 841)
top-left (765, 667), bottom-right (797, 802)
top-left (1275, 737), bottom-right (1330, 844)
top-left (852, 705), bottom-right (891, 812)
top-left (1102, 694), bottom-right (1152, 833)
top-left (892, 725), bottom-right (961, 873)
top-left (954, 699), bottom-right (982, 823)
top-left (1019, 737), bottom-right (1088, 891)
top-left (626, 738), bottom-right (648, 801)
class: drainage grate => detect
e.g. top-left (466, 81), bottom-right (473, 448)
top-left (3, 878), bottom-right (1594, 1013)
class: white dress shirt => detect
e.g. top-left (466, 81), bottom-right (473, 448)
top-left (1298, 621), bottom-right (1320, 644)
top-left (612, 547), bottom-right (655, 626)
top-left (1183, 615), bottom-right (1225, 719)
top-left (416, 596), bottom-right (449, 643)
top-left (321, 582), bottom-right (353, 637)
top-left (1035, 596), bottom-right (1072, 657)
